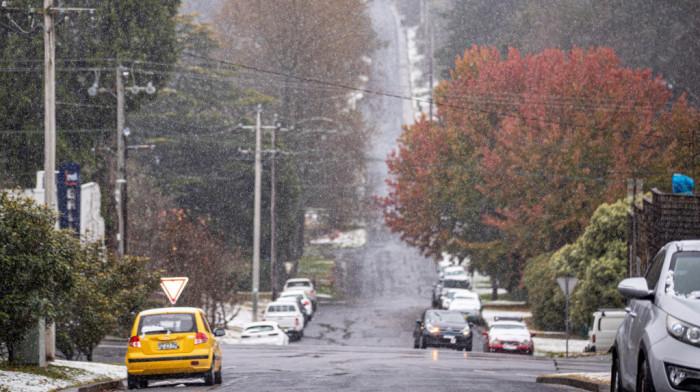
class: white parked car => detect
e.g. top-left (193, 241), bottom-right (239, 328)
top-left (612, 240), bottom-right (700, 392)
top-left (482, 317), bottom-right (535, 355)
top-left (448, 296), bottom-right (483, 325)
top-left (278, 290), bottom-right (314, 321)
top-left (441, 288), bottom-right (476, 309)
top-left (262, 301), bottom-right (306, 341)
top-left (240, 321), bottom-right (289, 346)
top-left (283, 278), bottom-right (317, 310)
top-left (441, 265), bottom-right (468, 279)
top-left (584, 308), bottom-right (625, 353)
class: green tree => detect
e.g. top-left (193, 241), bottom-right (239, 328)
top-left (128, 14), bottom-right (304, 284)
top-left (0, 191), bottom-right (74, 363)
top-left (214, 0), bottom-right (377, 227)
top-left (0, 0), bottom-right (181, 253)
top-left (55, 244), bottom-right (160, 361)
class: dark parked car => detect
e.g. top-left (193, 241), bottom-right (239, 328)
top-left (413, 309), bottom-right (472, 351)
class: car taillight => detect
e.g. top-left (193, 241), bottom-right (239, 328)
top-left (128, 336), bottom-right (141, 348)
top-left (262, 317), bottom-right (265, 321)
top-left (295, 318), bottom-right (300, 327)
top-left (592, 334), bottom-right (596, 344)
top-left (304, 300), bottom-right (310, 306)
top-left (195, 332), bottom-right (208, 345)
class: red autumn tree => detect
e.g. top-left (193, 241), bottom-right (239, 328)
top-left (149, 209), bottom-right (247, 327)
top-left (379, 45), bottom-right (699, 286)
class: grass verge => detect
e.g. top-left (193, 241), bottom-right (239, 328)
top-left (297, 244), bottom-right (337, 297)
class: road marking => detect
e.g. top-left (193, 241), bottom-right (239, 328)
top-left (223, 366), bottom-right (238, 369)
top-left (474, 369), bottom-right (495, 374)
top-left (517, 373), bottom-right (537, 378)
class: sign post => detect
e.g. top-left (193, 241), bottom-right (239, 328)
top-left (160, 277), bottom-right (189, 306)
top-left (557, 277), bottom-right (578, 358)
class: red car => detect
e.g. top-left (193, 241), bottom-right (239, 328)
top-left (482, 317), bottom-right (535, 355)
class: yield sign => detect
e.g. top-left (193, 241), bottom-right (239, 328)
top-left (160, 277), bottom-right (189, 305)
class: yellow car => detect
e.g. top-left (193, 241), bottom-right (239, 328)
top-left (125, 307), bottom-right (224, 389)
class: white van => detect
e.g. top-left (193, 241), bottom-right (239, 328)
top-left (585, 308), bottom-right (626, 353)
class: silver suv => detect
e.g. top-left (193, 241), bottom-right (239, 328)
top-left (612, 240), bottom-right (700, 391)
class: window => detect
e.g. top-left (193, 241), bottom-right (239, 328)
top-left (138, 313), bottom-right (197, 334)
top-left (669, 251), bottom-right (700, 297)
top-left (645, 250), bottom-right (666, 291)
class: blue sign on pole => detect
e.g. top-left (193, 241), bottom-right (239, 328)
top-left (57, 163), bottom-right (81, 235)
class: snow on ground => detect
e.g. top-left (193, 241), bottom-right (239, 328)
top-left (0, 360), bottom-right (125, 392)
top-left (309, 229), bottom-right (366, 248)
top-left (533, 337), bottom-right (590, 356)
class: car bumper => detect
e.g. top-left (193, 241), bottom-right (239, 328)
top-left (424, 333), bottom-right (472, 348)
top-left (486, 343), bottom-right (534, 354)
top-left (647, 334), bottom-right (700, 391)
top-left (126, 351), bottom-right (216, 377)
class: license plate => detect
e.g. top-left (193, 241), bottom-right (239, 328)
top-left (158, 342), bottom-right (178, 350)
top-left (503, 344), bottom-right (517, 350)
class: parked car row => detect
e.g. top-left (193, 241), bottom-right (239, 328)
top-left (258, 277), bottom-right (318, 342)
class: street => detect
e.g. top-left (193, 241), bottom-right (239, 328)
top-left (91, 2), bottom-right (613, 390)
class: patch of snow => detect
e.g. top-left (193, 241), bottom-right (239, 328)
top-left (310, 229), bottom-right (367, 248)
top-left (0, 360), bottom-right (125, 392)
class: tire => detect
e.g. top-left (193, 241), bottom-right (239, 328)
top-left (204, 362), bottom-right (216, 386)
top-left (413, 336), bottom-right (419, 349)
top-left (420, 335), bottom-right (427, 349)
top-left (637, 355), bottom-right (656, 392)
top-left (466, 343), bottom-right (472, 352)
top-left (611, 351), bottom-right (624, 392)
top-left (127, 374), bottom-right (141, 390)
top-left (214, 364), bottom-right (222, 385)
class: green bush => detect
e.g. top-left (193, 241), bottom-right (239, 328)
top-left (0, 191), bottom-right (75, 363)
top-left (524, 199), bottom-right (628, 331)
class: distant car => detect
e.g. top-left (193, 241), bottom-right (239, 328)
top-left (441, 289), bottom-right (478, 310)
top-left (240, 321), bottom-right (289, 346)
top-left (447, 296), bottom-right (483, 325)
top-left (276, 292), bottom-right (311, 322)
top-left (482, 317), bottom-right (534, 355)
top-left (441, 265), bottom-right (468, 279)
top-left (283, 278), bottom-right (317, 310)
top-left (125, 307), bottom-right (224, 389)
top-left (611, 240), bottom-right (700, 392)
top-left (262, 301), bottom-right (306, 341)
top-left (584, 308), bottom-right (625, 353)
top-left (413, 309), bottom-right (472, 351)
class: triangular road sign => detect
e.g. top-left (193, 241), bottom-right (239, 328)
top-left (160, 277), bottom-right (189, 305)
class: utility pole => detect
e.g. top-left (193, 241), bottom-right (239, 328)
top-left (252, 104), bottom-right (262, 321)
top-left (43, 0), bottom-right (56, 213)
top-left (88, 66), bottom-right (155, 257)
top-left (116, 66), bottom-right (126, 257)
top-left (238, 111), bottom-right (290, 317)
top-left (270, 115), bottom-right (279, 301)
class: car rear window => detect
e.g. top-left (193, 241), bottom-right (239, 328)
top-left (443, 280), bottom-right (470, 289)
top-left (245, 325), bottom-right (274, 333)
top-left (267, 304), bottom-right (296, 312)
top-left (138, 313), bottom-right (197, 335)
top-left (287, 282), bottom-right (310, 288)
